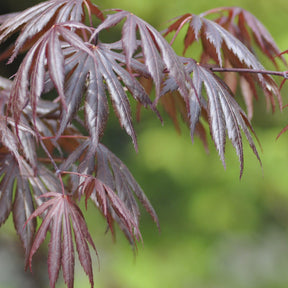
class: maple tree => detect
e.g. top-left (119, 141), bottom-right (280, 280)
top-left (0, 1), bottom-right (287, 287)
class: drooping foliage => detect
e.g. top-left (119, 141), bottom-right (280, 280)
top-left (0, 1), bottom-right (286, 287)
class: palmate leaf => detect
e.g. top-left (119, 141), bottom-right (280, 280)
top-left (0, 152), bottom-right (36, 263)
top-left (81, 177), bottom-right (142, 245)
top-left (0, 0), bottom-right (104, 61)
top-left (8, 22), bottom-right (93, 125)
top-left (195, 63), bottom-right (261, 175)
top-left (164, 11), bottom-right (282, 115)
top-left (7, 17), bottom-right (157, 151)
top-left (161, 58), bottom-right (261, 176)
top-left (2, 114), bottom-right (42, 173)
top-left (0, 100), bottom-right (62, 262)
top-left (93, 10), bottom-right (193, 102)
top-left (27, 192), bottom-right (98, 288)
top-left (94, 144), bottom-right (159, 241)
top-left (0, 76), bottom-right (38, 169)
top-left (0, 118), bottom-right (19, 154)
top-left (202, 7), bottom-right (286, 67)
top-left (0, 147), bottom-right (59, 263)
top-left (59, 40), bottom-right (157, 151)
top-left (60, 140), bottom-right (159, 245)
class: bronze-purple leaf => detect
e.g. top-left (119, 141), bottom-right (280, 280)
top-left (57, 40), bottom-right (157, 151)
top-left (0, 150), bottom-right (43, 262)
top-left (0, 0), bottom-right (104, 61)
top-left (8, 22), bottom-right (92, 125)
top-left (27, 192), bottom-right (98, 288)
top-left (60, 141), bottom-right (159, 244)
top-left (164, 11), bottom-right (282, 117)
top-left (202, 7), bottom-right (286, 67)
top-left (93, 10), bottom-right (193, 103)
top-left (161, 58), bottom-right (261, 176)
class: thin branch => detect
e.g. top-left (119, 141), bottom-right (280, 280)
top-left (210, 66), bottom-right (288, 79)
top-left (38, 135), bottom-right (60, 173)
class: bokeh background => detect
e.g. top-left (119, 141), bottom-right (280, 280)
top-left (1, 0), bottom-right (288, 287)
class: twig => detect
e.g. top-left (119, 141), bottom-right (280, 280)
top-left (210, 67), bottom-right (288, 79)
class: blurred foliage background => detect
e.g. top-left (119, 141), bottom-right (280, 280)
top-left (1, 0), bottom-right (288, 287)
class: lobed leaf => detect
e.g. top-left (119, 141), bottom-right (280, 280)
top-left (161, 58), bottom-right (261, 176)
top-left (0, 0), bottom-right (104, 61)
top-left (0, 148), bottom-right (59, 261)
top-left (27, 192), bottom-right (97, 288)
top-left (60, 141), bottom-right (159, 245)
top-left (93, 10), bottom-right (193, 103)
top-left (202, 7), bottom-right (286, 67)
top-left (58, 40), bottom-right (157, 151)
top-left (164, 11), bottom-right (282, 116)
top-left (8, 22), bottom-right (92, 125)
top-left (97, 144), bottom-right (159, 228)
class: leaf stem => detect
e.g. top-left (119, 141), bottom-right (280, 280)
top-left (41, 135), bottom-right (89, 140)
top-left (60, 170), bottom-right (92, 179)
top-left (38, 135), bottom-right (60, 173)
top-left (38, 136), bottom-right (67, 194)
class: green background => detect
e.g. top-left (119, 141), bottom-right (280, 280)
top-left (1, 0), bottom-right (288, 287)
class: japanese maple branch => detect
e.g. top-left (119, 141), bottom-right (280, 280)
top-left (210, 66), bottom-right (288, 79)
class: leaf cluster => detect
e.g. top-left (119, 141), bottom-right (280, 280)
top-left (0, 2), bottom-right (286, 287)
